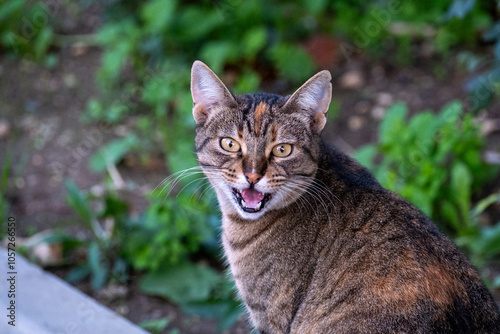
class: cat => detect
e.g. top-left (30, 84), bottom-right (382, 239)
top-left (190, 60), bottom-right (500, 333)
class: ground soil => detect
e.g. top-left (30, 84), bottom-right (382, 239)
top-left (1, 4), bottom-right (500, 334)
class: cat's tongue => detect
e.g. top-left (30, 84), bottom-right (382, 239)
top-left (240, 188), bottom-right (265, 209)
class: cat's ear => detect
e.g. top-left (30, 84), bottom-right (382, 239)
top-left (284, 70), bottom-right (332, 133)
top-left (191, 60), bottom-right (236, 125)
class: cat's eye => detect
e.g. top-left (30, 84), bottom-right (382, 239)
top-left (220, 137), bottom-right (241, 152)
top-left (272, 144), bottom-right (293, 157)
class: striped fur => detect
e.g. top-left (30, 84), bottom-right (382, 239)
top-left (191, 61), bottom-right (500, 334)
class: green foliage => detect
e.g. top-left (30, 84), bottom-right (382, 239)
top-left (64, 180), bottom-right (120, 289)
top-left (0, 151), bottom-right (11, 228)
top-left (64, 178), bottom-right (220, 285)
top-left (355, 102), bottom-right (497, 236)
top-left (140, 261), bottom-right (221, 304)
top-left (0, 0), bottom-right (55, 62)
top-left (90, 135), bottom-right (139, 172)
top-left (122, 193), bottom-right (218, 272)
top-left (444, 0), bottom-right (500, 111)
top-left (456, 192), bottom-right (500, 288)
top-left (140, 261), bottom-right (242, 331)
top-left (333, 0), bottom-right (490, 59)
top-left (138, 317), bottom-right (170, 334)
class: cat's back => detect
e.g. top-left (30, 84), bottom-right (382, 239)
top-left (291, 143), bottom-right (500, 333)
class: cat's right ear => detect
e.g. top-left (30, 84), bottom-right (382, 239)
top-left (191, 61), bottom-right (236, 125)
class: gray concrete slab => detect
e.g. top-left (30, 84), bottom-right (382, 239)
top-left (0, 249), bottom-right (148, 334)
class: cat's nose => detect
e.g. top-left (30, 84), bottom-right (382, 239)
top-left (244, 172), bottom-right (262, 185)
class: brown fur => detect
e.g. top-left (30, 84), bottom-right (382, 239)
top-left (254, 101), bottom-right (267, 136)
top-left (190, 61), bottom-right (500, 334)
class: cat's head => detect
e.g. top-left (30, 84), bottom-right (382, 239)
top-left (191, 61), bottom-right (332, 220)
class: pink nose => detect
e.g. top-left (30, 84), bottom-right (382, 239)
top-left (245, 172), bottom-right (262, 184)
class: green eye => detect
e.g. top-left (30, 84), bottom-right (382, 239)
top-left (272, 144), bottom-right (292, 157)
top-left (220, 137), bottom-right (241, 152)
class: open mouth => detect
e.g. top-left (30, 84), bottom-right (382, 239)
top-left (232, 188), bottom-right (271, 213)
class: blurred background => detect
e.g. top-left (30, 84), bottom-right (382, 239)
top-left (1, 0), bottom-right (500, 333)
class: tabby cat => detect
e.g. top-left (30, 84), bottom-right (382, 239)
top-left (190, 60), bottom-right (500, 333)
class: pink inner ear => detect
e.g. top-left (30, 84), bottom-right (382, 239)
top-left (193, 103), bottom-right (208, 124)
top-left (312, 110), bottom-right (327, 132)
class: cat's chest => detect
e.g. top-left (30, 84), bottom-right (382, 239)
top-left (221, 214), bottom-right (324, 331)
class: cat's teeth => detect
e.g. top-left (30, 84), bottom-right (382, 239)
top-left (241, 199), bottom-right (262, 210)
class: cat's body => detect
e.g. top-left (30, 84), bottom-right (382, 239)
top-left (190, 60), bottom-right (500, 333)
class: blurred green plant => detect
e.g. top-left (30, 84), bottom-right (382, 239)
top-left (65, 180), bottom-right (124, 289)
top-left (334, 0), bottom-right (491, 60)
top-left (445, 0), bottom-right (500, 111)
top-left (0, 151), bottom-right (11, 227)
top-left (0, 0), bottom-right (55, 63)
top-left (138, 317), bottom-right (171, 334)
top-left (355, 101), bottom-right (497, 237)
top-left (64, 179), bottom-right (242, 329)
top-left (64, 179), bottom-right (219, 287)
top-left (140, 262), bottom-right (242, 331)
top-left (458, 191), bottom-right (500, 268)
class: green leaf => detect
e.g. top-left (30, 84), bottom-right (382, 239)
top-left (101, 195), bottom-right (129, 219)
top-left (138, 317), bottom-right (170, 333)
top-left (243, 26), bottom-right (267, 57)
top-left (140, 262), bottom-right (221, 304)
top-left (64, 180), bottom-right (93, 224)
top-left (90, 135), bottom-right (138, 172)
top-left (483, 21), bottom-right (500, 41)
top-left (493, 275), bottom-right (500, 289)
top-left (379, 103), bottom-right (407, 146)
top-left (0, 150), bottom-right (11, 194)
top-left (182, 299), bottom-right (242, 331)
top-left (478, 223), bottom-right (500, 257)
top-left (444, 0), bottom-right (476, 20)
top-left (269, 43), bottom-right (315, 84)
top-left (34, 27), bottom-right (53, 61)
top-left (439, 101), bottom-right (462, 124)
top-left (88, 241), bottom-right (108, 290)
top-left (200, 41), bottom-right (239, 74)
top-left (406, 111), bottom-right (436, 146)
top-left (304, 0), bottom-right (328, 14)
top-left (471, 192), bottom-right (500, 217)
top-left (441, 199), bottom-right (462, 233)
top-left (234, 68), bottom-right (261, 94)
top-left (450, 162), bottom-right (472, 226)
top-left (166, 139), bottom-right (198, 175)
top-left (0, 0), bottom-right (24, 22)
top-left (66, 265), bottom-right (90, 284)
top-left (466, 72), bottom-right (496, 112)
top-left (141, 0), bottom-right (177, 32)
top-left (353, 145), bottom-right (377, 170)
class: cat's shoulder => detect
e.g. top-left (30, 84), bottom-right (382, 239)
top-left (318, 141), bottom-right (381, 190)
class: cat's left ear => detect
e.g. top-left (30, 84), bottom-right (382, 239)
top-left (284, 70), bottom-right (332, 133)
